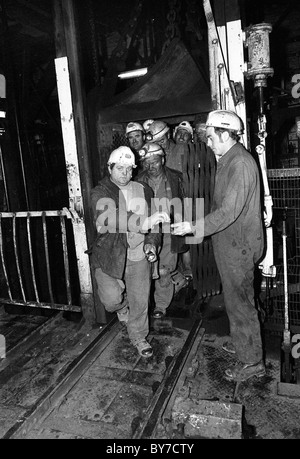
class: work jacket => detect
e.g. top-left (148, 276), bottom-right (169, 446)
top-left (90, 176), bottom-right (161, 279)
top-left (165, 141), bottom-right (186, 172)
top-left (196, 142), bottom-right (265, 262)
top-left (136, 166), bottom-right (188, 254)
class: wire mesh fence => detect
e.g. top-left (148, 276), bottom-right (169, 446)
top-left (263, 168), bottom-right (300, 332)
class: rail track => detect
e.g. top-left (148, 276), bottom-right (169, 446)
top-left (1, 310), bottom-right (204, 439)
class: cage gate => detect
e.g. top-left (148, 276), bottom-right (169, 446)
top-left (0, 210), bottom-right (81, 312)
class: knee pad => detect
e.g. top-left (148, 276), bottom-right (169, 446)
top-left (158, 267), bottom-right (172, 287)
top-left (171, 270), bottom-right (189, 293)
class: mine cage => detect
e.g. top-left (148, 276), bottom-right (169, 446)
top-left (97, 120), bottom-right (222, 302)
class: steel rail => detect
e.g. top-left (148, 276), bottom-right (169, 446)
top-left (4, 316), bottom-right (119, 439)
top-left (3, 316), bottom-right (204, 439)
top-left (132, 317), bottom-right (204, 439)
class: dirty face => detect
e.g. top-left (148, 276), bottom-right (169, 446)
top-left (194, 123), bottom-right (207, 143)
top-left (206, 126), bottom-right (227, 161)
top-left (175, 128), bottom-right (192, 144)
top-left (156, 133), bottom-right (169, 150)
top-left (143, 155), bottom-right (164, 178)
top-left (127, 130), bottom-right (144, 151)
top-left (109, 163), bottom-right (133, 187)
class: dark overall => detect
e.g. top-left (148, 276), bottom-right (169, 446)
top-left (136, 167), bottom-right (188, 313)
top-left (204, 143), bottom-right (265, 364)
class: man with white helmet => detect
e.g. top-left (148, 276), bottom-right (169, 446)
top-left (173, 120), bottom-right (194, 279)
top-left (125, 121), bottom-right (145, 156)
top-left (171, 109), bottom-right (266, 382)
top-left (90, 146), bottom-right (169, 358)
top-left (143, 119), bottom-right (154, 132)
top-left (174, 121), bottom-right (193, 144)
top-left (146, 120), bottom-right (185, 172)
top-left (136, 142), bottom-right (189, 319)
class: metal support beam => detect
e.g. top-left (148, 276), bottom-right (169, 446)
top-left (203, 0), bottom-right (249, 148)
top-left (52, 0), bottom-right (100, 322)
top-left (54, 55), bottom-right (95, 322)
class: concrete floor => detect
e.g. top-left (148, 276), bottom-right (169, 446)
top-left (193, 299), bottom-right (300, 439)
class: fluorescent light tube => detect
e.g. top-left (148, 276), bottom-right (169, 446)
top-left (118, 68), bottom-right (148, 79)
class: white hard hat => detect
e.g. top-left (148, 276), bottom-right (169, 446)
top-left (206, 110), bottom-right (244, 134)
top-left (145, 120), bottom-right (169, 142)
top-left (107, 146), bottom-right (137, 168)
top-left (143, 119), bottom-right (154, 131)
top-left (174, 121), bottom-right (193, 137)
top-left (138, 142), bottom-right (164, 161)
top-left (125, 122), bottom-right (144, 137)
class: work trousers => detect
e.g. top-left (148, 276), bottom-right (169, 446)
top-left (213, 237), bottom-right (263, 364)
top-left (94, 257), bottom-right (151, 345)
top-left (154, 233), bottom-right (178, 313)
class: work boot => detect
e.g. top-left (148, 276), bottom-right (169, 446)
top-left (134, 339), bottom-right (153, 358)
top-left (151, 308), bottom-right (166, 319)
top-left (224, 360), bottom-right (266, 382)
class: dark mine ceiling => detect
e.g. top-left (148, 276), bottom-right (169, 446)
top-left (1, 0), bottom-right (136, 80)
top-left (0, 1), bottom-right (299, 83)
top-left (0, 0), bottom-right (299, 212)
top-left (0, 0), bottom-right (300, 130)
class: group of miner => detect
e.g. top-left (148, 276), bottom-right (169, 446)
top-left (89, 110), bottom-right (267, 383)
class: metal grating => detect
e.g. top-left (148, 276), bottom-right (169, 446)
top-left (264, 169), bottom-right (300, 331)
top-left (97, 124), bottom-right (129, 180)
top-left (182, 142), bottom-right (221, 299)
top-left (0, 210), bottom-right (81, 312)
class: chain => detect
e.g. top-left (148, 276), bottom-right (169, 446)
top-left (162, 0), bottom-right (181, 53)
top-left (87, 0), bottom-right (100, 87)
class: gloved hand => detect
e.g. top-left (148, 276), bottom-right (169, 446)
top-left (143, 243), bottom-right (157, 262)
top-left (141, 211), bottom-right (170, 231)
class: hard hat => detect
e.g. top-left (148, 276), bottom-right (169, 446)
top-left (107, 146), bottom-right (137, 168)
top-left (145, 120), bottom-right (169, 142)
top-left (174, 121), bottom-right (193, 137)
top-left (143, 119), bottom-right (154, 131)
top-left (125, 122), bottom-right (144, 137)
top-left (205, 110), bottom-right (244, 134)
top-left (138, 142), bottom-right (164, 160)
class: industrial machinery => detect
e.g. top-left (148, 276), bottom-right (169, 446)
top-left (245, 22), bottom-right (300, 388)
top-left (244, 22), bottom-right (275, 280)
